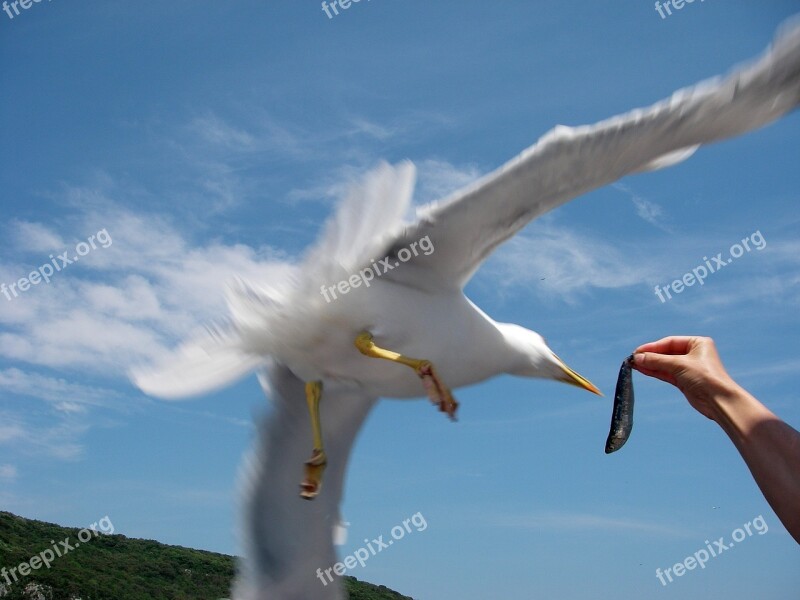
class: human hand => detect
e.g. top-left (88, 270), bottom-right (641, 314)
top-left (632, 336), bottom-right (741, 422)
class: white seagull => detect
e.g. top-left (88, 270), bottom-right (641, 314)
top-left (134, 21), bottom-right (800, 600)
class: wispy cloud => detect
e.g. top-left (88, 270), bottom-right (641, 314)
top-left (733, 357), bottom-right (800, 380)
top-left (346, 117), bottom-right (397, 141)
top-left (0, 411), bottom-right (87, 461)
top-left (414, 158), bottom-right (484, 205)
top-left (0, 417), bottom-right (30, 445)
top-left (187, 110), bottom-right (317, 158)
top-left (0, 464), bottom-right (16, 481)
top-left (613, 183), bottom-right (670, 231)
top-left (0, 194), bottom-right (286, 374)
top-left (186, 109), bottom-right (449, 167)
top-left (0, 368), bottom-right (122, 414)
top-left (492, 510), bottom-right (695, 538)
top-left (11, 221), bottom-right (66, 252)
top-left (286, 156), bottom-right (483, 211)
top-left (286, 163), bottom-right (373, 204)
top-left (483, 220), bottom-right (654, 302)
top-left (159, 404), bottom-right (253, 430)
top-left (472, 210), bottom-right (800, 316)
top-left (653, 238), bottom-right (800, 315)
top-left (189, 113), bottom-right (259, 152)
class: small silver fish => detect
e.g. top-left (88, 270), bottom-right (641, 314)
top-left (605, 354), bottom-right (635, 454)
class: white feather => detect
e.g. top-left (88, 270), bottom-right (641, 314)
top-left (131, 327), bottom-right (262, 399)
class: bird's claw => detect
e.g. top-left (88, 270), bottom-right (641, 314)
top-left (416, 361), bottom-right (459, 421)
top-left (300, 449), bottom-right (327, 500)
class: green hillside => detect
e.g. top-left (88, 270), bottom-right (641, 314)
top-left (0, 512), bottom-right (412, 600)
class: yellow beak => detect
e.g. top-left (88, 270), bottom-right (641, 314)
top-left (555, 356), bottom-right (603, 396)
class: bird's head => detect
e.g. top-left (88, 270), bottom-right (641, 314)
top-left (498, 323), bottom-right (602, 395)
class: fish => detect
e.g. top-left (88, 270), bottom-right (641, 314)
top-left (605, 354), bottom-right (635, 454)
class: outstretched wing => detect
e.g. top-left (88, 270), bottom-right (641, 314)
top-left (382, 21), bottom-right (800, 292)
top-left (233, 362), bottom-right (377, 600)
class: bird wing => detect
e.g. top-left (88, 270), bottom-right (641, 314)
top-left (380, 21), bottom-right (800, 292)
top-left (131, 325), bottom-right (263, 399)
top-left (303, 160), bottom-right (416, 278)
top-left (233, 362), bottom-right (377, 600)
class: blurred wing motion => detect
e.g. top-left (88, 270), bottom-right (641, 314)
top-left (132, 327), bottom-right (263, 399)
top-left (383, 21), bottom-right (800, 293)
top-left (233, 363), bottom-right (376, 600)
top-left (132, 162), bottom-right (417, 401)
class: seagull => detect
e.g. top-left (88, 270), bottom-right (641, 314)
top-left (133, 21), bottom-right (800, 600)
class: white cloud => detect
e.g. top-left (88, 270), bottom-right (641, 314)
top-left (189, 113), bottom-right (258, 152)
top-left (186, 111), bottom-right (323, 161)
top-left (734, 357), bottom-right (800, 380)
top-left (0, 368), bottom-right (121, 414)
top-left (483, 220), bottom-right (654, 301)
top-left (9, 221), bottom-right (66, 255)
top-left (492, 510), bottom-right (694, 538)
top-left (613, 183), bottom-right (670, 231)
top-left (414, 158), bottom-right (483, 205)
top-left (346, 118), bottom-right (397, 141)
top-left (10, 221), bottom-right (66, 253)
top-left (0, 412), bottom-right (87, 461)
top-left (0, 197), bottom-right (287, 374)
top-left (473, 215), bottom-right (800, 311)
top-left (285, 171), bottom-right (356, 204)
top-left (650, 237), bottom-right (800, 315)
top-left (0, 423), bottom-right (26, 444)
top-left (286, 157), bottom-right (483, 211)
top-left (0, 464), bottom-right (16, 481)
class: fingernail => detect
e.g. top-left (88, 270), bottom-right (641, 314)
top-left (633, 353), bottom-right (644, 365)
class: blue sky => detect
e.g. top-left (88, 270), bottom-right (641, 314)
top-left (1, 1), bottom-right (799, 598)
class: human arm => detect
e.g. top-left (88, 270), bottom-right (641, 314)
top-left (633, 336), bottom-right (800, 544)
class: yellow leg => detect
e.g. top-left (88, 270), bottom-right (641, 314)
top-left (354, 332), bottom-right (458, 420)
top-left (300, 381), bottom-right (327, 500)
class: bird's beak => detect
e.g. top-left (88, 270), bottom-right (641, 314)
top-left (554, 355), bottom-right (603, 396)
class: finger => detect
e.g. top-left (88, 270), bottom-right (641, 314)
top-left (634, 336), bottom-right (700, 356)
